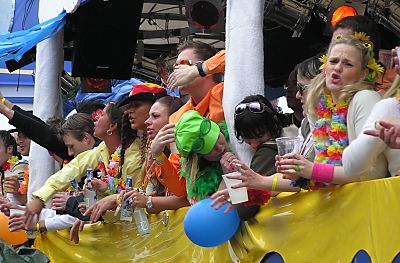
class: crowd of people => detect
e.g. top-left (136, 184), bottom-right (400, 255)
top-left (0, 15), bottom-right (400, 260)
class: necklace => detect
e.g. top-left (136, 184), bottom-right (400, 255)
top-left (313, 93), bottom-right (349, 166)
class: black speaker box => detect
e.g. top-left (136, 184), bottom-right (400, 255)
top-left (71, 0), bottom-right (144, 80)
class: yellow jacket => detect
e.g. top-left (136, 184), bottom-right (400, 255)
top-left (33, 140), bottom-right (144, 202)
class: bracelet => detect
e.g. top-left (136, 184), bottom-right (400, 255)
top-left (195, 61), bottom-right (206, 77)
top-left (36, 222), bottom-right (41, 233)
top-left (311, 163), bottom-right (335, 183)
top-left (153, 152), bottom-right (164, 163)
top-left (1, 98), bottom-right (5, 104)
top-left (271, 175), bottom-right (278, 191)
top-left (115, 193), bottom-right (120, 206)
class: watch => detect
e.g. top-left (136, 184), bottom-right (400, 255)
top-left (195, 61), bottom-right (206, 77)
top-left (146, 196), bottom-right (153, 209)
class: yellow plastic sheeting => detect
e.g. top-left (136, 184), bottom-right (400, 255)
top-left (230, 176), bottom-right (400, 262)
top-left (34, 208), bottom-right (231, 263)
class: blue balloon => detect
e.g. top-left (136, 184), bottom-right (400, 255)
top-left (184, 198), bottom-right (240, 247)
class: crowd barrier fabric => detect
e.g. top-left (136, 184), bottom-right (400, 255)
top-left (33, 176), bottom-right (400, 262)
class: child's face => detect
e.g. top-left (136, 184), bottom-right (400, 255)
top-left (0, 140), bottom-right (12, 166)
top-left (203, 133), bottom-right (227, 162)
top-left (244, 133), bottom-right (271, 150)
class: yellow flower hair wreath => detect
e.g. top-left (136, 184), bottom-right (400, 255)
top-left (319, 32), bottom-right (384, 83)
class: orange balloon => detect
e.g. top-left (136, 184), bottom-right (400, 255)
top-left (0, 212), bottom-right (28, 245)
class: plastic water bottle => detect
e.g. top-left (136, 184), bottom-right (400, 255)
top-left (69, 177), bottom-right (81, 196)
top-left (134, 206), bottom-right (151, 236)
top-left (120, 177), bottom-right (133, 222)
top-left (84, 168), bottom-right (96, 208)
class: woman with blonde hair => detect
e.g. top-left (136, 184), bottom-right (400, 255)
top-left (277, 33), bottom-right (384, 185)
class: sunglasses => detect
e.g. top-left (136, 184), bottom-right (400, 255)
top-left (192, 118), bottom-right (212, 152)
top-left (296, 82), bottom-right (309, 96)
top-left (173, 59), bottom-right (193, 68)
top-left (234, 102), bottom-right (271, 116)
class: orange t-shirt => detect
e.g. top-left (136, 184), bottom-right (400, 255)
top-left (155, 82), bottom-right (225, 196)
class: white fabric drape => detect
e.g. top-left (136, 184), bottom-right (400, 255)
top-left (224, 0), bottom-right (265, 164)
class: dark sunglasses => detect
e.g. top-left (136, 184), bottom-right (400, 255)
top-left (234, 102), bottom-right (272, 116)
top-left (296, 82), bottom-right (309, 96)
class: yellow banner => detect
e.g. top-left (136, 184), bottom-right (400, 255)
top-left (34, 176), bottom-right (400, 262)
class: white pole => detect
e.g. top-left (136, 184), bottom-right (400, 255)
top-left (224, 0), bottom-right (265, 164)
top-left (28, 0), bottom-right (64, 202)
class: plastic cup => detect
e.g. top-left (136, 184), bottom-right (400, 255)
top-left (275, 137), bottom-right (303, 157)
top-left (9, 208), bottom-right (25, 217)
top-left (4, 175), bottom-right (18, 193)
top-left (222, 172), bottom-right (248, 205)
top-left (170, 142), bottom-right (179, 154)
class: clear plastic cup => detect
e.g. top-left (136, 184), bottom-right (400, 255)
top-left (275, 137), bottom-right (303, 157)
top-left (4, 174), bottom-right (18, 193)
top-left (9, 208), bottom-right (25, 217)
top-left (222, 172), bottom-right (248, 204)
top-left (170, 142), bottom-right (179, 154)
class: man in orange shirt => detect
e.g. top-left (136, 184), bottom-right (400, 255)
top-left (149, 41), bottom-right (225, 196)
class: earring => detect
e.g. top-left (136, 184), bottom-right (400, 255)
top-left (107, 129), bottom-right (113, 135)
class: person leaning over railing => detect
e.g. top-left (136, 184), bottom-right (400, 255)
top-left (276, 33), bottom-right (383, 185)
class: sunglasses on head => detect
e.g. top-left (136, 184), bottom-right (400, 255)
top-left (296, 82), bottom-right (309, 96)
top-left (234, 102), bottom-right (272, 116)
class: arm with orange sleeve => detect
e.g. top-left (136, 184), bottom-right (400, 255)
top-left (204, 49), bottom-right (225, 74)
top-left (154, 153), bottom-right (187, 197)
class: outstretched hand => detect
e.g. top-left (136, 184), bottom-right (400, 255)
top-left (275, 153), bottom-right (313, 180)
top-left (70, 219), bottom-right (87, 244)
top-left (210, 189), bottom-right (234, 214)
top-left (24, 198), bottom-right (44, 227)
top-left (364, 119), bottom-right (400, 149)
top-left (83, 194), bottom-right (116, 223)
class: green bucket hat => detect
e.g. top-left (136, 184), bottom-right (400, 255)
top-left (174, 110), bottom-right (221, 157)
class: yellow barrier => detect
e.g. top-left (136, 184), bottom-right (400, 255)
top-left (35, 176), bottom-right (400, 262)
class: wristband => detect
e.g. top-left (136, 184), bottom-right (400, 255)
top-left (271, 175), bottom-right (278, 191)
top-left (36, 222), bottom-right (41, 233)
top-left (195, 61), bottom-right (206, 77)
top-left (1, 98), bottom-right (5, 104)
top-left (311, 163), bottom-right (335, 183)
top-left (153, 152), bottom-right (164, 163)
top-left (115, 193), bottom-right (120, 206)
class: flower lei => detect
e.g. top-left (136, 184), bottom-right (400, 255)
top-left (319, 32), bottom-right (384, 83)
top-left (313, 93), bottom-right (349, 166)
top-left (98, 146), bottom-right (125, 195)
top-left (2, 156), bottom-right (19, 171)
